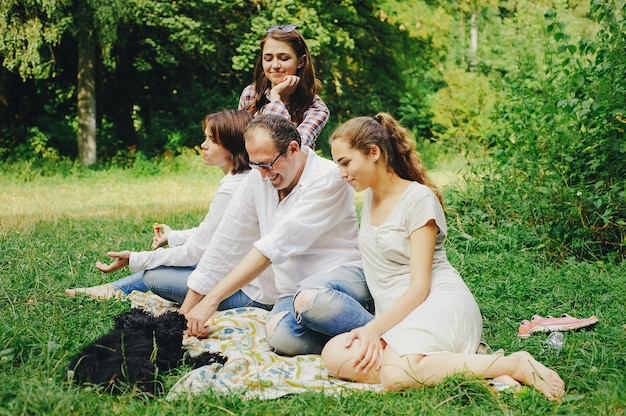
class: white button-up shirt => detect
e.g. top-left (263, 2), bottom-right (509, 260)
top-left (187, 146), bottom-right (361, 300)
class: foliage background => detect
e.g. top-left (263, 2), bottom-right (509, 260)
top-left (0, 2), bottom-right (624, 266)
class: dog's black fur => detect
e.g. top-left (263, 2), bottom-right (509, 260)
top-left (66, 308), bottom-right (226, 395)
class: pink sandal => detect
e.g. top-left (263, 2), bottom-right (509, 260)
top-left (518, 313), bottom-right (598, 337)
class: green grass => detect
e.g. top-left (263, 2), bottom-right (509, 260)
top-left (1, 158), bottom-right (625, 415)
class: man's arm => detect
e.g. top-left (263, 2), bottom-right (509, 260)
top-left (184, 247), bottom-right (271, 337)
top-left (179, 288), bottom-right (204, 316)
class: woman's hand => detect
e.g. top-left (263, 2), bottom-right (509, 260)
top-left (152, 223), bottom-right (172, 249)
top-left (345, 321), bottom-right (384, 374)
top-left (269, 75), bottom-right (300, 102)
top-left (95, 251), bottom-right (131, 273)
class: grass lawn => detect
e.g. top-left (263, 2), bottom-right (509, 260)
top-left (0, 158), bottom-right (624, 415)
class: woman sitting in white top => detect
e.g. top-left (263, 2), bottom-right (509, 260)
top-left (322, 113), bottom-right (565, 400)
top-left (65, 109), bottom-right (278, 310)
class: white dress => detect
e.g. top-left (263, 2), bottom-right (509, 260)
top-left (359, 182), bottom-right (482, 356)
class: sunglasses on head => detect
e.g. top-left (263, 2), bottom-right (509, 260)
top-left (266, 24), bottom-right (298, 34)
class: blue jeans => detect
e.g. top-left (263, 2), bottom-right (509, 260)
top-left (142, 266), bottom-right (196, 304)
top-left (215, 290), bottom-right (273, 311)
top-left (111, 270), bottom-right (149, 294)
top-left (142, 265), bottom-right (273, 311)
top-left (267, 265), bottom-right (374, 356)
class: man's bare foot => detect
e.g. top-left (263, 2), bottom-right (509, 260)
top-left (510, 351), bottom-right (565, 399)
top-left (64, 284), bottom-right (117, 300)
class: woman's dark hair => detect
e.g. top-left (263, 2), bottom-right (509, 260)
top-left (202, 109), bottom-right (252, 174)
top-left (248, 27), bottom-right (322, 124)
top-left (330, 112), bottom-right (444, 206)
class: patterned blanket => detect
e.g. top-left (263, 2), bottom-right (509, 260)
top-left (128, 291), bottom-right (383, 400)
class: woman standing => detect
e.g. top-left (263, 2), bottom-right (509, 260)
top-left (322, 113), bottom-right (565, 400)
top-left (239, 24), bottom-right (329, 148)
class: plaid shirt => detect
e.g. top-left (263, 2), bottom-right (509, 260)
top-left (238, 84), bottom-right (330, 148)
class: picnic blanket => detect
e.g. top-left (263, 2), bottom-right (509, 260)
top-left (128, 291), bottom-right (383, 400)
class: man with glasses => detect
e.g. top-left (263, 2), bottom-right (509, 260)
top-left (180, 114), bottom-right (374, 355)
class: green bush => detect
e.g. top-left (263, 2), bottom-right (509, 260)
top-left (457, 2), bottom-right (625, 262)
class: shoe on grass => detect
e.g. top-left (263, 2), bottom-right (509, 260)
top-left (518, 314), bottom-right (598, 337)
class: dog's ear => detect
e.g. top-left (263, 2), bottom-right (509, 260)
top-left (153, 311), bottom-right (186, 331)
top-left (114, 309), bottom-right (152, 329)
top-left (151, 312), bottom-right (187, 359)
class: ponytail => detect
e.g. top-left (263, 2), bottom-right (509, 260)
top-left (331, 112), bottom-right (444, 206)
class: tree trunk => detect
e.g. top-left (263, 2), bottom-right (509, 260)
top-left (77, 29), bottom-right (97, 165)
top-left (0, 66), bottom-right (10, 127)
top-left (468, 11), bottom-right (478, 72)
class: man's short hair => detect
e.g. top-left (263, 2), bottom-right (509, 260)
top-left (244, 114), bottom-right (301, 151)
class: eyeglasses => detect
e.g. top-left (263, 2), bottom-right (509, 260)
top-left (266, 24), bottom-right (298, 34)
top-left (249, 152), bottom-right (283, 170)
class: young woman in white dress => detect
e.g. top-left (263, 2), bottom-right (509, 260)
top-left (322, 113), bottom-right (565, 400)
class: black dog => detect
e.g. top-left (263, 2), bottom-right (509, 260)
top-left (66, 308), bottom-right (226, 395)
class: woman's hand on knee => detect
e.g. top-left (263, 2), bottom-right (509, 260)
top-left (347, 326), bottom-right (384, 374)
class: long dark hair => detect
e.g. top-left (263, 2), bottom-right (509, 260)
top-left (202, 109), bottom-right (252, 174)
top-left (330, 112), bottom-right (444, 206)
top-left (248, 27), bottom-right (322, 124)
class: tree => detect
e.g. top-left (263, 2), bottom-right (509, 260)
top-left (0, 0), bottom-right (126, 165)
top-left (454, 0), bottom-right (498, 72)
top-left (76, 3), bottom-right (97, 166)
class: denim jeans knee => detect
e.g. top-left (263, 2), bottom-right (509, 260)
top-left (294, 265), bottom-right (374, 336)
top-left (142, 266), bottom-right (195, 303)
top-left (266, 297), bottom-right (329, 355)
top-left (298, 265), bottom-right (374, 310)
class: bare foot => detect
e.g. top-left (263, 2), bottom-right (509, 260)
top-left (510, 351), bottom-right (565, 399)
top-left (64, 284), bottom-right (117, 300)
